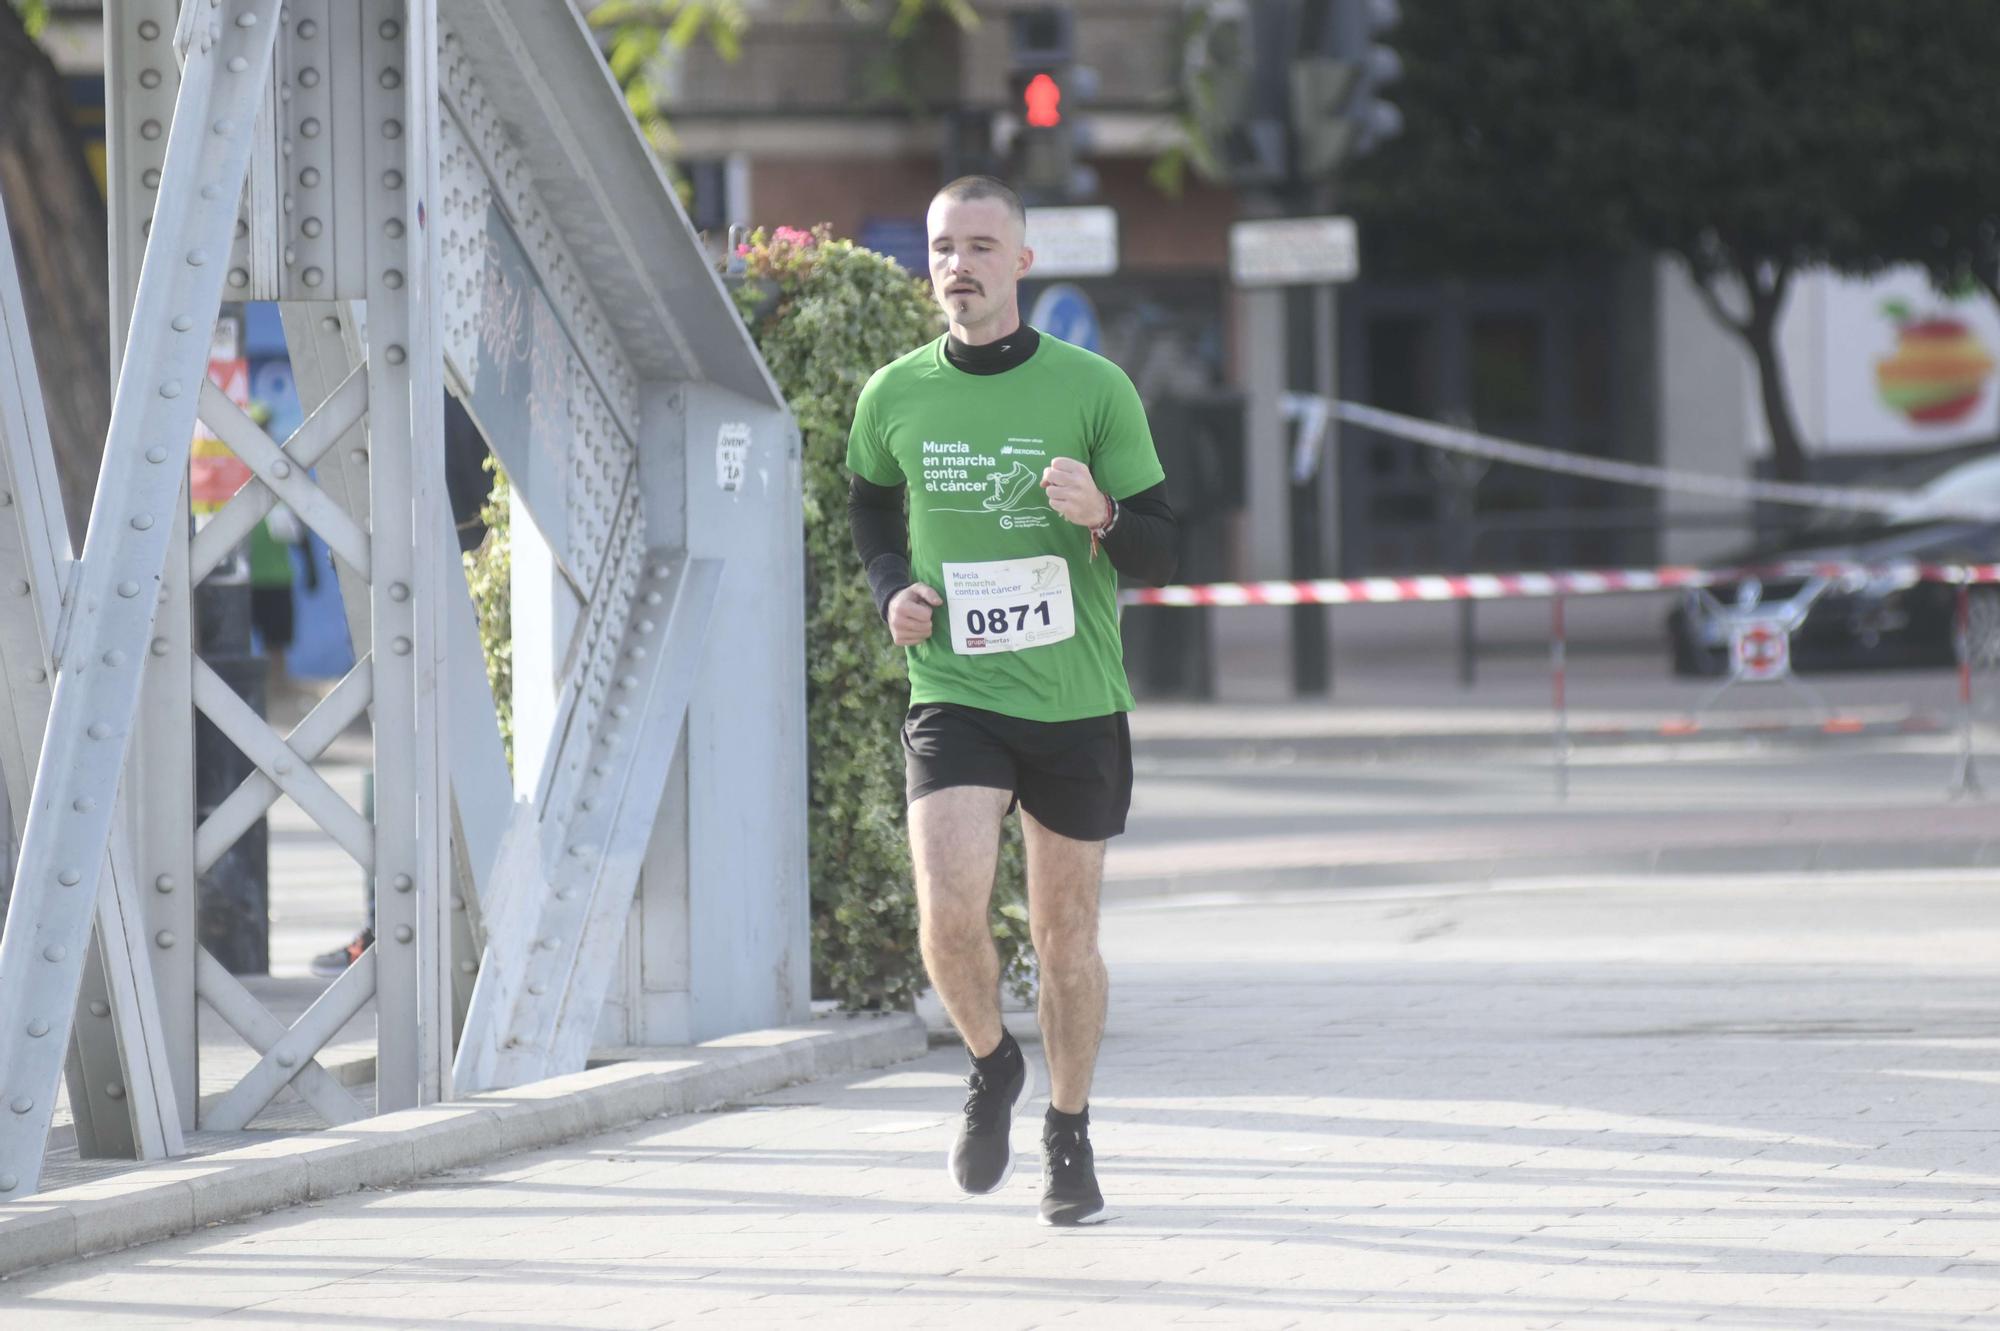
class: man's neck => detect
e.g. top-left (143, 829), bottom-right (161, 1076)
top-left (949, 313), bottom-right (1023, 347)
top-left (944, 324), bottom-right (1039, 376)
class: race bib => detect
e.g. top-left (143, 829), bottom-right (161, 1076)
top-left (942, 556), bottom-right (1076, 655)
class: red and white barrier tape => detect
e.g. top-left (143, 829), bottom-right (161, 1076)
top-left (1122, 561), bottom-right (2000, 608)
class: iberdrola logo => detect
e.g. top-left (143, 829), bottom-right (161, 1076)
top-left (1874, 300), bottom-right (1996, 425)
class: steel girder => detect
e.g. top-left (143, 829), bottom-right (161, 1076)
top-left (0, 0), bottom-right (804, 1200)
top-left (0, 0), bottom-right (288, 1199)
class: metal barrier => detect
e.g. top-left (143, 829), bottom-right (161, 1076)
top-left (1125, 560), bottom-right (2000, 799)
top-left (1124, 561), bottom-right (2000, 607)
top-left (0, 1), bottom-right (805, 1199)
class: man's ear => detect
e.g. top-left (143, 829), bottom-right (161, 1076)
top-left (1017, 245), bottom-right (1035, 279)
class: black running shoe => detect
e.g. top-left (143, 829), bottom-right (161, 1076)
top-left (309, 928), bottom-right (373, 978)
top-left (949, 1032), bottom-right (1033, 1194)
top-left (1040, 1116), bottom-right (1104, 1226)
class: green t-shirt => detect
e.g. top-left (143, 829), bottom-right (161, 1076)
top-left (847, 333), bottom-right (1166, 723)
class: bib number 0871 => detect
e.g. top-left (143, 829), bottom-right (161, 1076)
top-left (965, 601), bottom-right (1052, 636)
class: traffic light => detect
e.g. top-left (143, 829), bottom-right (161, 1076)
top-left (1008, 65), bottom-right (1072, 199)
top-left (1022, 72), bottom-right (1063, 129)
top-left (1290, 0), bottom-right (1403, 179)
top-left (1181, 1), bottom-right (1291, 186)
top-left (1181, 0), bottom-right (1399, 188)
top-left (1006, 7), bottom-right (1098, 203)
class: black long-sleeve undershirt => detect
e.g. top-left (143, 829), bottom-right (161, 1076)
top-left (849, 475), bottom-right (916, 621)
top-left (849, 475), bottom-right (1179, 621)
top-left (1098, 482), bottom-right (1179, 586)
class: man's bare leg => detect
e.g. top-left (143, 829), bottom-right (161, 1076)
top-left (910, 785), bottom-right (1013, 1058)
top-left (1022, 810), bottom-right (1108, 1114)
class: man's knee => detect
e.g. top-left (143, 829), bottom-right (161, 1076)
top-left (921, 902), bottom-right (991, 960)
top-left (1031, 923), bottom-right (1102, 981)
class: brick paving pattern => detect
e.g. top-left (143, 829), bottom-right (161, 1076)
top-left (5, 872), bottom-right (1997, 1328)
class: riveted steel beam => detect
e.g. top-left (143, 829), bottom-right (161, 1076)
top-left (456, 551), bottom-right (720, 1092)
top-left (0, 0), bottom-right (281, 1197)
top-left (0, 179), bottom-right (183, 1170)
top-left (273, 303), bottom-right (371, 658)
top-left (361, 0), bottom-right (454, 1110)
top-left (107, 0), bottom-right (202, 1136)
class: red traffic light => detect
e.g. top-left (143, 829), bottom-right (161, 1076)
top-left (1023, 72), bottom-right (1063, 128)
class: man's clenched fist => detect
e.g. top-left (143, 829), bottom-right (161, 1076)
top-left (1040, 457), bottom-right (1111, 529)
top-left (888, 583), bottom-right (943, 645)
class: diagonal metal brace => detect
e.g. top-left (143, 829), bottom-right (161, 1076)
top-left (203, 948), bottom-right (378, 1131)
top-left (456, 553), bottom-right (721, 1093)
top-left (194, 949), bottom-right (367, 1128)
top-left (195, 659), bottom-right (374, 875)
top-left (194, 379), bottom-right (372, 576)
top-left (188, 362), bottom-right (368, 584)
top-left (190, 657), bottom-right (375, 869)
top-left (0, 0), bottom-right (285, 1199)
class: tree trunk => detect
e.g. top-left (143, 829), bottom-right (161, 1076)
top-left (1684, 254), bottom-right (1811, 484)
top-left (0, 6), bottom-right (112, 551)
top-left (1739, 262), bottom-right (1806, 483)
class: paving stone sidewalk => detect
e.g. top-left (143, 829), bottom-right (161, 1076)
top-left (5, 870), bottom-right (1999, 1329)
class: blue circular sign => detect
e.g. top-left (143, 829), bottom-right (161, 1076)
top-left (1029, 283), bottom-right (1102, 355)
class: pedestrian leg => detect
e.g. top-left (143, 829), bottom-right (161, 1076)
top-left (1021, 810), bottom-right (1108, 1113)
top-left (909, 785), bottom-right (1013, 1057)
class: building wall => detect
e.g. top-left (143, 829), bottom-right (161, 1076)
top-left (662, 0), bottom-right (1186, 116)
top-left (1756, 265), bottom-right (2000, 461)
top-left (1096, 161), bottom-right (1235, 273)
top-left (1654, 257), bottom-right (1756, 565)
top-left (748, 157), bottom-right (945, 246)
top-left (747, 155), bottom-right (1233, 270)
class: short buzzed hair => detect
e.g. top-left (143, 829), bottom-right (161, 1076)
top-left (933, 175), bottom-right (1026, 231)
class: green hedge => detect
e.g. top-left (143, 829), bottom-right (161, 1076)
top-left (464, 455), bottom-right (512, 771)
top-left (731, 225), bottom-right (1033, 1012)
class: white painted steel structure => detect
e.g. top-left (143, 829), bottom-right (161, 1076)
top-left (0, 0), bottom-right (806, 1198)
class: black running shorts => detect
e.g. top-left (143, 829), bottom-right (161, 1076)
top-left (902, 703), bottom-right (1133, 843)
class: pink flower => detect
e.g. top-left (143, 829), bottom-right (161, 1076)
top-left (736, 243), bottom-right (751, 256)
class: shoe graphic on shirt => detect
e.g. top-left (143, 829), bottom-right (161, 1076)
top-left (983, 461), bottom-right (1040, 512)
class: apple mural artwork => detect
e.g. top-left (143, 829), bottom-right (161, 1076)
top-left (1875, 299), bottom-right (1997, 426)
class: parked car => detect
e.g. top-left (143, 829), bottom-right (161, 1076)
top-left (1667, 454), bottom-right (2000, 677)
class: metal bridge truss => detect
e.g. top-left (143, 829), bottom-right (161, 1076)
top-left (0, 0), bottom-right (804, 1199)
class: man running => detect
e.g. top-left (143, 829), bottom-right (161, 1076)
top-left (846, 175), bottom-right (1178, 1225)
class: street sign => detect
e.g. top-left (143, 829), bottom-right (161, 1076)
top-left (716, 421), bottom-right (750, 492)
top-left (1029, 283), bottom-right (1102, 354)
top-left (1730, 618), bottom-right (1793, 682)
top-left (1025, 206), bottom-right (1118, 278)
top-left (1230, 216), bottom-right (1359, 287)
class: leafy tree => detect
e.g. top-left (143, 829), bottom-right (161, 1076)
top-left (590, 0), bottom-right (976, 154)
top-left (1844, 7), bottom-right (2000, 309)
top-left (1349, 0), bottom-right (2000, 481)
top-left (1, 0), bottom-right (112, 546)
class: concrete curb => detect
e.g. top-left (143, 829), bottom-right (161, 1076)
top-left (47, 1053), bottom-right (377, 1158)
top-left (0, 1011), bottom-right (924, 1282)
top-left (1104, 838), bottom-right (2000, 903)
top-left (1130, 715), bottom-right (1958, 763)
